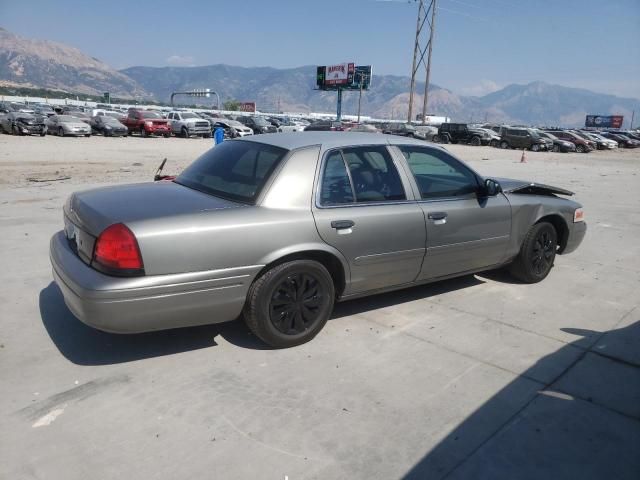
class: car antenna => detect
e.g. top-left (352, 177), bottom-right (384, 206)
top-left (154, 158), bottom-right (167, 181)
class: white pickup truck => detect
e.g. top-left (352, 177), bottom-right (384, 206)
top-left (167, 111), bottom-right (212, 138)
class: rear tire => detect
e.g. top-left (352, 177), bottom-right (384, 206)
top-left (490, 139), bottom-right (499, 148)
top-left (58, 127), bottom-right (65, 137)
top-left (508, 222), bottom-right (557, 283)
top-left (243, 260), bottom-right (335, 348)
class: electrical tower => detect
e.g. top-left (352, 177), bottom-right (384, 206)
top-left (408, 0), bottom-right (437, 123)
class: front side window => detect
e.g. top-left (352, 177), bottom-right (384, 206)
top-left (319, 146), bottom-right (406, 205)
top-left (176, 141), bottom-right (288, 203)
top-left (399, 146), bottom-right (479, 199)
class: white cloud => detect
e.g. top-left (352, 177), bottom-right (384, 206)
top-left (459, 80), bottom-right (501, 97)
top-left (166, 55), bottom-right (195, 67)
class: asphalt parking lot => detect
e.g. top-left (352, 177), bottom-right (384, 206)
top-left (1, 134), bottom-right (639, 479)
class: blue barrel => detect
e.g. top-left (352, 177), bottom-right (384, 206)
top-left (214, 127), bottom-right (224, 145)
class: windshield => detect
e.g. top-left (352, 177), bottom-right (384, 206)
top-left (56, 115), bottom-right (78, 121)
top-left (141, 111), bottom-right (163, 119)
top-left (540, 131), bottom-right (558, 140)
top-left (102, 117), bottom-right (121, 124)
top-left (181, 112), bottom-right (198, 119)
top-left (175, 141), bottom-right (288, 203)
top-left (252, 117), bottom-right (269, 126)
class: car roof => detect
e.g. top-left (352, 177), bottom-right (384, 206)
top-left (237, 131), bottom-right (433, 150)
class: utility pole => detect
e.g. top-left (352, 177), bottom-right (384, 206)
top-left (630, 110), bottom-right (635, 130)
top-left (356, 71), bottom-right (368, 123)
top-left (407, 0), bottom-right (437, 124)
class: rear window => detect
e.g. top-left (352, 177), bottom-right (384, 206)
top-left (175, 141), bottom-right (288, 204)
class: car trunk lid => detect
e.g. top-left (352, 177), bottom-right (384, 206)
top-left (64, 181), bottom-right (244, 265)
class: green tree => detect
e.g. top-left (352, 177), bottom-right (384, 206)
top-left (223, 99), bottom-right (240, 111)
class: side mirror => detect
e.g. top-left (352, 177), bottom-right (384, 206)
top-left (482, 178), bottom-right (502, 197)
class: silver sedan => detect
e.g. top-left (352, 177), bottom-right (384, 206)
top-left (50, 133), bottom-right (586, 347)
top-left (46, 115), bottom-right (92, 137)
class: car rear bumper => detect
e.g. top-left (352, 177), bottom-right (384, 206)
top-left (49, 231), bottom-right (259, 333)
top-left (562, 221), bottom-right (587, 255)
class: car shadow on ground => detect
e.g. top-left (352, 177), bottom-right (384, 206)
top-left (40, 275), bottom-right (485, 365)
top-left (401, 319), bottom-right (640, 480)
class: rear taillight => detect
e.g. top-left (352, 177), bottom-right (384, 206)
top-left (93, 223), bottom-right (144, 275)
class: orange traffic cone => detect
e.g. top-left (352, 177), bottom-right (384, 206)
top-left (520, 149), bottom-right (527, 163)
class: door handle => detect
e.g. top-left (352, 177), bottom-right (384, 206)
top-left (427, 212), bottom-right (448, 221)
top-left (331, 220), bottom-right (355, 229)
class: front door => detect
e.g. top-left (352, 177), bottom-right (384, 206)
top-left (395, 145), bottom-right (511, 280)
top-left (312, 146), bottom-right (426, 294)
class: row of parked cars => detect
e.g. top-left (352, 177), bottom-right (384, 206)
top-left (0, 102), bottom-right (313, 139)
top-left (2, 101), bottom-right (638, 152)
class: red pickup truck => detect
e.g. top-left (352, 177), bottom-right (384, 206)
top-left (122, 109), bottom-right (171, 137)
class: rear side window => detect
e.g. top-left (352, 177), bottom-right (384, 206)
top-left (319, 146), bottom-right (406, 205)
top-left (320, 151), bottom-right (354, 205)
top-left (176, 141), bottom-right (288, 204)
top-left (399, 146), bottom-right (479, 199)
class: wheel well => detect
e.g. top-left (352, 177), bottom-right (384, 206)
top-left (536, 214), bottom-right (569, 253)
top-left (257, 251), bottom-right (346, 297)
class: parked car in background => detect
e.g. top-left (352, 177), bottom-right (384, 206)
top-left (45, 115), bottom-right (91, 137)
top-left (49, 132), bottom-right (586, 348)
top-left (545, 130), bottom-right (593, 153)
top-left (348, 124), bottom-right (380, 133)
top-left (0, 112), bottom-right (47, 136)
top-left (90, 115), bottom-right (128, 137)
top-left (166, 111), bottom-right (212, 138)
top-left (239, 116), bottom-right (278, 134)
top-left (275, 118), bottom-right (305, 133)
top-left (304, 120), bottom-right (344, 131)
top-left (213, 120), bottom-right (254, 138)
top-left (600, 132), bottom-right (640, 148)
top-left (382, 122), bottom-right (419, 138)
top-left (434, 123), bottom-right (490, 146)
top-left (500, 128), bottom-right (550, 151)
top-left (568, 131), bottom-right (598, 150)
top-left (475, 127), bottom-right (501, 147)
top-left (579, 131), bottom-right (617, 149)
top-left (122, 110), bottom-right (171, 137)
top-left (536, 130), bottom-right (576, 153)
top-left (32, 104), bottom-right (56, 117)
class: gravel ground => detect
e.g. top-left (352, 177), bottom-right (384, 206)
top-left (0, 133), bottom-right (639, 480)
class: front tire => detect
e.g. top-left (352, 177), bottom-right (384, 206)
top-left (58, 127), bottom-right (65, 137)
top-left (553, 145), bottom-right (560, 152)
top-left (470, 136), bottom-right (481, 146)
top-left (243, 260), bottom-right (335, 348)
top-left (181, 127), bottom-right (189, 138)
top-left (140, 127), bottom-right (148, 138)
top-left (500, 141), bottom-right (509, 149)
top-left (576, 144), bottom-right (585, 153)
top-left (508, 222), bottom-right (557, 283)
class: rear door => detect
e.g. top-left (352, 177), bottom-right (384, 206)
top-left (312, 145), bottom-right (426, 294)
top-left (395, 145), bottom-right (511, 280)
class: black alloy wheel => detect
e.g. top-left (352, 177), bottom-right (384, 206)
top-left (243, 260), bottom-right (335, 348)
top-left (269, 272), bottom-right (325, 335)
top-left (509, 222), bottom-right (557, 283)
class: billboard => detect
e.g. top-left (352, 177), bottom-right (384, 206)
top-left (324, 63), bottom-right (354, 86)
top-left (585, 115), bottom-right (624, 128)
top-left (316, 64), bottom-right (372, 91)
top-left (239, 102), bottom-right (256, 113)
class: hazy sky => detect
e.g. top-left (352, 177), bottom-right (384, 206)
top-left (1, 0), bottom-right (639, 98)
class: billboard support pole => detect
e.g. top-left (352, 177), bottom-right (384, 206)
top-left (337, 88), bottom-right (343, 121)
top-left (631, 110), bottom-right (635, 130)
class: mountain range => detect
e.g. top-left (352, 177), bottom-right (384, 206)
top-left (1, 27), bottom-right (638, 126)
